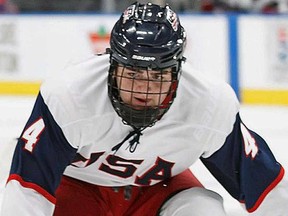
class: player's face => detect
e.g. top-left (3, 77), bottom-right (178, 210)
top-left (115, 66), bottom-right (172, 110)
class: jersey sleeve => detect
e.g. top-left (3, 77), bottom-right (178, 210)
top-left (1, 93), bottom-right (77, 215)
top-left (200, 113), bottom-right (285, 213)
top-left (248, 173), bottom-right (288, 216)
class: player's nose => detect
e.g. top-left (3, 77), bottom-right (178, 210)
top-left (134, 79), bottom-right (151, 93)
top-left (133, 71), bottom-right (152, 92)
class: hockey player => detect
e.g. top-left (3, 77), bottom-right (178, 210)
top-left (1, 2), bottom-right (288, 216)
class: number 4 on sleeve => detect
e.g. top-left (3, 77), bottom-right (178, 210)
top-left (21, 118), bottom-right (45, 153)
top-left (240, 123), bottom-right (259, 159)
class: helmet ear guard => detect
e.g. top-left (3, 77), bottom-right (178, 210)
top-left (108, 2), bottom-right (186, 130)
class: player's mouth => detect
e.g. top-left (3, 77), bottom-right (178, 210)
top-left (131, 97), bottom-right (152, 109)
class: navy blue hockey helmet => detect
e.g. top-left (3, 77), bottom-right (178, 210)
top-left (108, 2), bottom-right (186, 130)
top-left (110, 2), bottom-right (186, 70)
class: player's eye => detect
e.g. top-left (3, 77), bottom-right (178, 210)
top-left (150, 73), bottom-right (163, 81)
top-left (150, 71), bottom-right (171, 82)
top-left (127, 71), bottom-right (138, 79)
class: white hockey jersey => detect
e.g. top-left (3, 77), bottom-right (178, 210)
top-left (1, 54), bottom-right (287, 215)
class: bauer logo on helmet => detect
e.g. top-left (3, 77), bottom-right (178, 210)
top-left (132, 55), bottom-right (156, 61)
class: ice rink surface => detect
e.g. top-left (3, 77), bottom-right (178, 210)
top-left (0, 96), bottom-right (287, 215)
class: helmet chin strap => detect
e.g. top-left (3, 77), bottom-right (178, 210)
top-left (159, 80), bottom-right (178, 109)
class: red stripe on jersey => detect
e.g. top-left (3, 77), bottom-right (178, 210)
top-left (7, 174), bottom-right (56, 204)
top-left (247, 166), bottom-right (285, 213)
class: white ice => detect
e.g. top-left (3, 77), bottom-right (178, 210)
top-left (0, 96), bottom-right (287, 215)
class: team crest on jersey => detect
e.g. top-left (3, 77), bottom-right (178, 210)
top-left (166, 9), bottom-right (179, 31)
top-left (122, 5), bottom-right (136, 24)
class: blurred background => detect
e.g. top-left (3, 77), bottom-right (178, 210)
top-left (0, 1), bottom-right (288, 215)
top-left (1, 0), bottom-right (288, 13)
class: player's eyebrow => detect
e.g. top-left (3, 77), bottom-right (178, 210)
top-left (153, 69), bottom-right (172, 74)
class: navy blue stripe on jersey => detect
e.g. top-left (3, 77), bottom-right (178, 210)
top-left (201, 113), bottom-right (284, 212)
top-left (8, 93), bottom-right (77, 200)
